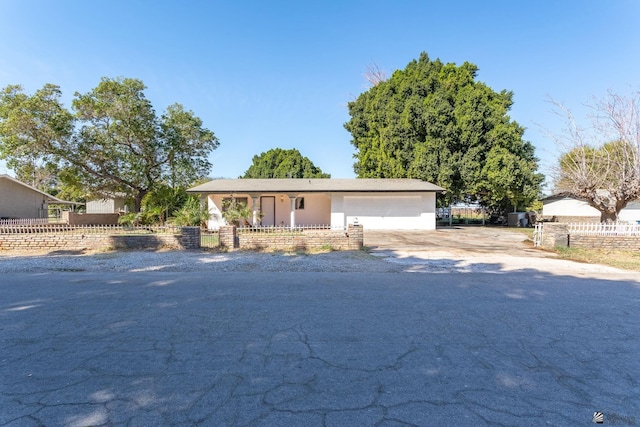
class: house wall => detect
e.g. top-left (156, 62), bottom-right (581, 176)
top-left (331, 192), bottom-right (437, 230)
top-left (206, 191), bottom-right (437, 230)
top-left (62, 212), bottom-right (120, 225)
top-left (86, 199), bottom-right (115, 214)
top-left (0, 178), bottom-right (48, 218)
top-left (618, 201), bottom-right (640, 223)
top-left (542, 198), bottom-right (600, 218)
top-left (86, 198), bottom-right (131, 214)
top-left (290, 194), bottom-right (331, 225)
top-left (207, 195), bottom-right (225, 229)
top-left (206, 193), bottom-right (331, 229)
top-left (543, 198), bottom-right (640, 223)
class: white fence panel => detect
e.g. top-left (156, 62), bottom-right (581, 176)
top-left (533, 223), bottom-right (544, 247)
top-left (568, 223), bottom-right (640, 236)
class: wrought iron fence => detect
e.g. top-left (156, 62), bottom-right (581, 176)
top-left (200, 231), bottom-right (220, 248)
top-left (0, 223), bottom-right (184, 235)
top-left (236, 224), bottom-right (346, 234)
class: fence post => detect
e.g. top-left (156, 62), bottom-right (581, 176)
top-left (219, 226), bottom-right (238, 249)
top-left (347, 224), bottom-right (364, 250)
top-left (180, 226), bottom-right (201, 249)
top-left (541, 223), bottom-right (568, 249)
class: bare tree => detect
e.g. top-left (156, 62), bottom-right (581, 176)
top-left (551, 89), bottom-right (640, 222)
top-left (364, 62), bottom-right (387, 87)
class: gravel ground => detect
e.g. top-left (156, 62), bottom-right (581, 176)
top-left (1, 227), bottom-right (637, 279)
top-left (0, 249), bottom-right (402, 273)
top-left (0, 247), bottom-right (637, 280)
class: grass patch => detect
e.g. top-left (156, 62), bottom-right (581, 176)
top-left (554, 246), bottom-right (640, 271)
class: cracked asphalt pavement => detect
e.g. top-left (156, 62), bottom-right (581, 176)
top-left (1, 229), bottom-right (639, 426)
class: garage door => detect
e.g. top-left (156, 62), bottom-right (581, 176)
top-left (343, 195), bottom-right (427, 229)
top-left (344, 196), bottom-right (421, 216)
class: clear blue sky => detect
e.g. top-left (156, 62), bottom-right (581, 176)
top-left (1, 0), bottom-right (639, 189)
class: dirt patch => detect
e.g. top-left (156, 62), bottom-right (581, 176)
top-left (364, 226), bottom-right (550, 257)
top-left (364, 226), bottom-right (639, 278)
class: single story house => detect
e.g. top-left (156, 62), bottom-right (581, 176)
top-left (541, 193), bottom-right (640, 223)
top-left (187, 178), bottom-right (446, 230)
top-left (0, 174), bottom-right (78, 219)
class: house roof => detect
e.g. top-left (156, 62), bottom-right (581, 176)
top-left (0, 174), bottom-right (81, 205)
top-left (187, 178), bottom-right (446, 194)
top-left (541, 192), bottom-right (640, 203)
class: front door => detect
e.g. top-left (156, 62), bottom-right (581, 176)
top-left (260, 196), bottom-right (276, 226)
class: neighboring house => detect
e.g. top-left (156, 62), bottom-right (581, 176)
top-left (187, 178), bottom-right (446, 230)
top-left (0, 174), bottom-right (78, 219)
top-left (541, 193), bottom-right (640, 223)
top-left (86, 194), bottom-right (133, 214)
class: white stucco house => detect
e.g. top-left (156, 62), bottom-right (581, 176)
top-left (542, 193), bottom-right (640, 223)
top-left (0, 174), bottom-right (78, 219)
top-left (187, 178), bottom-right (446, 230)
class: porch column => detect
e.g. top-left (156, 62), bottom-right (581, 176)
top-left (289, 196), bottom-right (296, 228)
top-left (251, 195), bottom-right (259, 226)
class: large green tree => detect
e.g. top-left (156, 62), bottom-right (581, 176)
top-left (344, 52), bottom-right (543, 211)
top-left (242, 148), bottom-right (330, 178)
top-left (0, 83), bottom-right (72, 191)
top-left (0, 78), bottom-right (219, 210)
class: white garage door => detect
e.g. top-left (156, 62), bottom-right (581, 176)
top-left (343, 195), bottom-right (429, 229)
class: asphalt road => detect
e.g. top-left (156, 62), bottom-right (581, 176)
top-left (2, 270), bottom-right (639, 426)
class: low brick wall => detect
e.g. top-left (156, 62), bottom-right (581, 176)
top-left (569, 235), bottom-right (640, 250)
top-left (539, 223), bottom-right (640, 250)
top-left (62, 212), bottom-right (120, 225)
top-left (0, 227), bottom-right (201, 251)
top-left (540, 215), bottom-right (600, 223)
top-left (219, 225), bottom-right (364, 251)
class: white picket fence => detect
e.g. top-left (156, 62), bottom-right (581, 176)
top-left (568, 222), bottom-right (640, 236)
top-left (533, 222), bottom-right (640, 247)
top-left (533, 223), bottom-right (544, 247)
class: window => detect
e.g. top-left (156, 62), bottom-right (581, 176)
top-left (222, 197), bottom-right (248, 212)
top-left (295, 197), bottom-right (305, 210)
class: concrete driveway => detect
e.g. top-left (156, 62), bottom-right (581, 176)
top-left (364, 227), bottom-right (541, 256)
top-left (363, 227), bottom-right (633, 278)
top-left (2, 267), bottom-right (639, 426)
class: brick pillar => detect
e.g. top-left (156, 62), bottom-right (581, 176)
top-left (219, 225), bottom-right (238, 249)
top-left (541, 223), bottom-right (568, 249)
top-left (180, 226), bottom-right (201, 249)
top-left (347, 224), bottom-right (363, 250)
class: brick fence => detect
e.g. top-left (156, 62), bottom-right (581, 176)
top-left (0, 224), bottom-right (366, 252)
top-left (569, 235), bottom-right (640, 250)
top-left (538, 223), bottom-right (640, 250)
top-left (219, 225), bottom-right (364, 251)
top-left (0, 227), bottom-right (201, 251)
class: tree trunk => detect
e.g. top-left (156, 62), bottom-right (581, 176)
top-left (599, 210), bottom-right (618, 224)
top-left (133, 189), bottom-right (148, 213)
